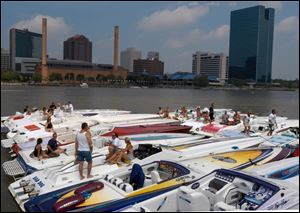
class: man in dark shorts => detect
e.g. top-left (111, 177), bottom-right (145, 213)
top-left (75, 122), bottom-right (93, 180)
top-left (209, 103), bottom-right (214, 123)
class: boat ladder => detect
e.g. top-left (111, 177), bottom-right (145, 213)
top-left (2, 158), bottom-right (27, 181)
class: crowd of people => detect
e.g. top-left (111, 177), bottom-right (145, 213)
top-left (31, 104), bottom-right (278, 181)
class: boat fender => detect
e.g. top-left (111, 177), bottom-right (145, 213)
top-left (74, 181), bottom-right (104, 195)
top-left (53, 194), bottom-right (85, 212)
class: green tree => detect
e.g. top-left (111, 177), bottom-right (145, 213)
top-left (193, 75), bottom-right (209, 87)
top-left (69, 73), bottom-right (75, 80)
top-left (76, 74), bottom-right (85, 82)
top-left (1, 71), bottom-right (21, 82)
top-left (96, 74), bottom-right (103, 82)
top-left (49, 73), bottom-right (63, 81)
top-left (88, 77), bottom-right (95, 82)
top-left (32, 73), bottom-right (42, 82)
top-left (228, 78), bottom-right (248, 87)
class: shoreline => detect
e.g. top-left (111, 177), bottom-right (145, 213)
top-left (1, 82), bottom-right (298, 91)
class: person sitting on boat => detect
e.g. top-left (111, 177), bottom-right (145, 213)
top-left (24, 105), bottom-right (30, 113)
top-left (108, 137), bottom-right (134, 165)
top-left (163, 107), bottom-right (171, 119)
top-left (46, 132), bottom-right (66, 157)
top-left (202, 108), bottom-right (210, 123)
top-left (243, 112), bottom-right (251, 135)
top-left (221, 111), bottom-right (229, 125)
top-left (105, 132), bottom-right (124, 160)
top-left (33, 138), bottom-right (49, 160)
top-left (45, 117), bottom-right (54, 132)
top-left (195, 106), bottom-right (202, 121)
top-left (180, 106), bottom-right (188, 119)
top-left (233, 111), bottom-right (241, 124)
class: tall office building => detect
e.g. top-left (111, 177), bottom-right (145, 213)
top-left (192, 51), bottom-right (228, 82)
top-left (64, 35), bottom-right (92, 62)
top-left (120, 48), bottom-right (141, 72)
top-left (147, 51), bottom-right (159, 60)
top-left (1, 48), bottom-right (10, 71)
top-left (229, 5), bottom-right (275, 83)
top-left (10, 28), bottom-right (42, 73)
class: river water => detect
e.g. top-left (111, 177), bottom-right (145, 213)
top-left (1, 85), bottom-right (299, 212)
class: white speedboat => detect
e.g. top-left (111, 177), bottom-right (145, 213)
top-left (80, 82), bottom-right (88, 88)
top-left (22, 145), bottom-right (293, 212)
top-left (122, 167), bottom-right (299, 211)
top-left (8, 135), bottom-right (277, 211)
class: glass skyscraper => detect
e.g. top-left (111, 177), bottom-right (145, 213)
top-left (228, 5), bottom-right (275, 83)
top-left (10, 28), bottom-right (42, 71)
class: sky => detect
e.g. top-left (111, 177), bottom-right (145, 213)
top-left (1, 1), bottom-right (299, 80)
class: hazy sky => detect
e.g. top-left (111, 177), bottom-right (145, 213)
top-left (1, 1), bottom-right (299, 80)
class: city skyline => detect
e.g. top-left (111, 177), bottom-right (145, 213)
top-left (1, 1), bottom-right (299, 80)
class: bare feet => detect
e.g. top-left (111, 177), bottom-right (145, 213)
top-left (80, 175), bottom-right (85, 180)
top-left (87, 175), bottom-right (93, 178)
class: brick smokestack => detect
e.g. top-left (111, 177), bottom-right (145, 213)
top-left (113, 26), bottom-right (119, 72)
top-left (41, 17), bottom-right (48, 82)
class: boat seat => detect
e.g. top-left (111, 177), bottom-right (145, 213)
top-left (151, 171), bottom-right (162, 183)
top-left (119, 183), bottom-right (133, 193)
top-left (214, 202), bottom-right (236, 211)
top-left (104, 174), bottom-right (114, 182)
top-left (144, 176), bottom-right (152, 187)
top-left (177, 186), bottom-right (210, 211)
top-left (233, 180), bottom-right (251, 194)
top-left (111, 178), bottom-right (123, 186)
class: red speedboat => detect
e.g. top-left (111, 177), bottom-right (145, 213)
top-left (101, 123), bottom-right (192, 136)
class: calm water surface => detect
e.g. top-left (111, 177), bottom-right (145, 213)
top-left (1, 85), bottom-right (299, 212)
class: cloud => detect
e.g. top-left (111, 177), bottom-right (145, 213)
top-left (167, 24), bottom-right (229, 48)
top-left (12, 14), bottom-right (73, 58)
top-left (257, 1), bottom-right (283, 10)
top-left (275, 16), bottom-right (299, 33)
top-left (138, 5), bottom-right (209, 31)
top-left (12, 14), bottom-right (72, 37)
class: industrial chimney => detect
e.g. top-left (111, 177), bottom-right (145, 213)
top-left (113, 26), bottom-right (119, 72)
top-left (41, 17), bottom-right (48, 82)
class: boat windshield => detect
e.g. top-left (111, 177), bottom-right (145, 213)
top-left (156, 161), bottom-right (190, 179)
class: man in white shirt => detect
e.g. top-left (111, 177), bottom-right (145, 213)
top-left (267, 109), bottom-right (277, 136)
top-left (68, 101), bottom-right (74, 113)
top-left (105, 132), bottom-right (124, 159)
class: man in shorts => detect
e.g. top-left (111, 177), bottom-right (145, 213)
top-left (75, 122), bottom-right (93, 180)
top-left (267, 109), bottom-right (277, 136)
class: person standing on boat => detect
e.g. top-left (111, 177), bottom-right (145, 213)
top-left (75, 122), bottom-right (93, 180)
top-left (243, 112), bottom-right (251, 135)
top-left (68, 101), bottom-right (74, 113)
top-left (209, 103), bottom-right (214, 123)
top-left (267, 109), bottom-right (277, 136)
